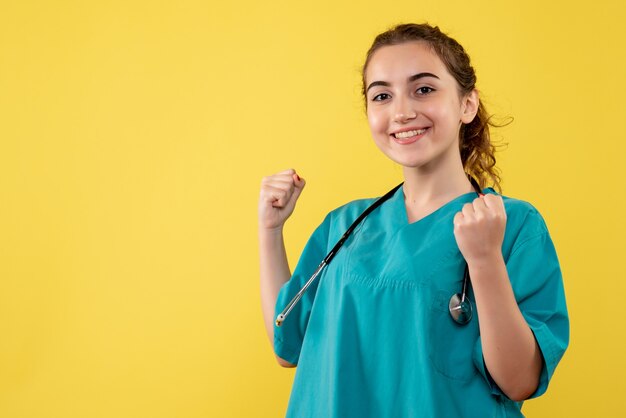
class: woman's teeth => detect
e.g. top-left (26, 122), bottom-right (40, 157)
top-left (394, 128), bottom-right (427, 139)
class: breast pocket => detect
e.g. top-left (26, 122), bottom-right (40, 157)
top-left (427, 287), bottom-right (480, 382)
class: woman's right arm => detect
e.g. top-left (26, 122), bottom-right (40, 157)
top-left (258, 169), bottom-right (305, 367)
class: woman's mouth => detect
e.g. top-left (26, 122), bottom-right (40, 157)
top-left (391, 127), bottom-right (429, 144)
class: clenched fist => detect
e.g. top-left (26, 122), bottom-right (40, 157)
top-left (453, 194), bottom-right (507, 264)
top-left (258, 169), bottom-right (306, 230)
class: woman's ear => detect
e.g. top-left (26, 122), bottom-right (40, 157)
top-left (460, 89), bottom-right (480, 124)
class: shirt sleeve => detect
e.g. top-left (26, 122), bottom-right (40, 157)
top-left (472, 213), bottom-right (570, 399)
top-left (273, 213), bottom-right (332, 365)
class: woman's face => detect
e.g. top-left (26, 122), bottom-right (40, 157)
top-left (364, 41), bottom-right (478, 170)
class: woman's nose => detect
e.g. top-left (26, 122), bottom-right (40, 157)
top-left (393, 97), bottom-right (417, 122)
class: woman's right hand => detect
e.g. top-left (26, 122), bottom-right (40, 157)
top-left (258, 169), bottom-right (306, 231)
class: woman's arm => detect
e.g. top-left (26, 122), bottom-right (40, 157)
top-left (258, 169), bottom-right (305, 367)
top-left (453, 194), bottom-right (542, 401)
top-left (467, 255), bottom-right (542, 401)
top-left (259, 226), bottom-right (296, 367)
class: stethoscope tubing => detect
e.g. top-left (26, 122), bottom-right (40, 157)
top-left (275, 183), bottom-right (403, 326)
top-left (276, 260), bottom-right (327, 326)
top-left (275, 180), bottom-right (481, 327)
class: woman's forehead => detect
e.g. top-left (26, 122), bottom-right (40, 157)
top-left (365, 41), bottom-right (448, 83)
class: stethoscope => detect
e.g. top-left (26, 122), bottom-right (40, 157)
top-left (275, 179), bottom-right (481, 328)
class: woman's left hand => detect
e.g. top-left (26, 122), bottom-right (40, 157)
top-left (453, 194), bottom-right (507, 264)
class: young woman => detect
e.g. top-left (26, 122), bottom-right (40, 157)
top-left (259, 23), bottom-right (569, 418)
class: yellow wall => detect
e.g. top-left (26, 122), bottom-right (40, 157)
top-left (1, 0), bottom-right (624, 416)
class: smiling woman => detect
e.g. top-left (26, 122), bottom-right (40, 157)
top-left (362, 26), bottom-right (502, 196)
top-left (365, 42), bottom-right (480, 176)
top-left (259, 23), bottom-right (569, 418)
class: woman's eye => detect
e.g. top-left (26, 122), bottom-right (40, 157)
top-left (416, 86), bottom-right (434, 95)
top-left (372, 93), bottom-right (390, 101)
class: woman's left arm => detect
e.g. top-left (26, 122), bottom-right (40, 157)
top-left (453, 194), bottom-right (542, 402)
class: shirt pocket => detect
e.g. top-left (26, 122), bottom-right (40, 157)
top-left (426, 271), bottom-right (481, 382)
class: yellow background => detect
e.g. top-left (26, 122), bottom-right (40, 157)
top-left (1, 0), bottom-right (625, 416)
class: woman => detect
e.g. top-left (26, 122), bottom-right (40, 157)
top-left (259, 23), bottom-right (569, 418)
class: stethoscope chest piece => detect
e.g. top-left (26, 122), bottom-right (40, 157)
top-left (449, 293), bottom-right (473, 325)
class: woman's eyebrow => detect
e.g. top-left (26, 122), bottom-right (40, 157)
top-left (408, 72), bottom-right (439, 83)
top-left (366, 72), bottom-right (440, 93)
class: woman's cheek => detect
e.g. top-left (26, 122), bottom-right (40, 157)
top-left (367, 110), bottom-right (383, 132)
top-left (368, 118), bottom-right (390, 146)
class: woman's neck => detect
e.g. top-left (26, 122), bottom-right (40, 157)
top-left (401, 164), bottom-right (474, 222)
